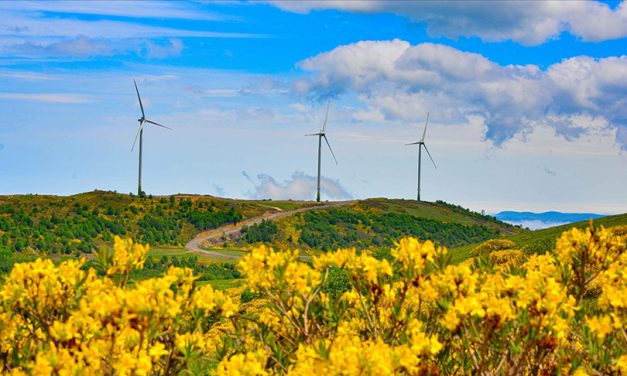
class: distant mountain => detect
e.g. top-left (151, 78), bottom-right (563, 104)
top-left (495, 211), bottom-right (605, 230)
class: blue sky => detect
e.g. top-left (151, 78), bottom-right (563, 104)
top-left (1, 1), bottom-right (626, 214)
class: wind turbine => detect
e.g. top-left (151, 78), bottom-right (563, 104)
top-left (406, 112), bottom-right (436, 201)
top-left (306, 100), bottom-right (338, 202)
top-left (132, 79), bottom-right (172, 196)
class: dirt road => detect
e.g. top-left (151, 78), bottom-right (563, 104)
top-left (185, 200), bottom-right (356, 259)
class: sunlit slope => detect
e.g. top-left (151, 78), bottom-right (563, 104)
top-left (233, 198), bottom-right (524, 251)
top-left (361, 199), bottom-right (521, 234)
top-left (452, 212), bottom-right (627, 261)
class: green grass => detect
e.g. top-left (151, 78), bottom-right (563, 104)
top-left (202, 247), bottom-right (247, 256)
top-left (255, 201), bottom-right (318, 211)
top-left (148, 247), bottom-right (194, 257)
top-left (147, 247), bottom-right (247, 264)
top-left (450, 213), bottom-right (627, 263)
top-left (198, 279), bottom-right (242, 290)
top-left (148, 247), bottom-right (216, 263)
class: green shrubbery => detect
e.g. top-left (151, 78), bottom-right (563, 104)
top-left (0, 194), bottom-right (249, 255)
top-left (241, 208), bottom-right (502, 252)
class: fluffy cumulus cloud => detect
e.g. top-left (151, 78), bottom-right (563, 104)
top-left (295, 39), bottom-right (627, 148)
top-left (272, 0), bottom-right (627, 45)
top-left (244, 171), bottom-right (352, 201)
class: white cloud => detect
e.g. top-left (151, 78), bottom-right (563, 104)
top-left (502, 220), bottom-right (569, 230)
top-left (244, 171), bottom-right (352, 200)
top-left (145, 39), bottom-right (184, 59)
top-left (271, 0), bottom-right (627, 45)
top-left (295, 40), bottom-right (627, 149)
top-left (0, 92), bottom-right (92, 103)
top-left (10, 35), bottom-right (113, 57)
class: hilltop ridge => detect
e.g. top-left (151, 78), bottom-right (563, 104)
top-left (0, 191), bottom-right (521, 257)
top-left (227, 197), bottom-right (523, 252)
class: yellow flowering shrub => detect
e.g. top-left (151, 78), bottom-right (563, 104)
top-left (610, 224), bottom-right (627, 236)
top-left (220, 224), bottom-right (626, 375)
top-left (471, 238), bottom-right (517, 257)
top-left (1, 224), bottom-right (626, 375)
top-left (0, 236), bottom-right (236, 375)
top-left (489, 249), bottom-right (525, 269)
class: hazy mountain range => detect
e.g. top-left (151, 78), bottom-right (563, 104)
top-left (495, 211), bottom-right (605, 230)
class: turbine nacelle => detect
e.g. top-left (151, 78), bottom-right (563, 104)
top-left (405, 112), bottom-right (436, 169)
top-left (305, 131), bottom-right (337, 165)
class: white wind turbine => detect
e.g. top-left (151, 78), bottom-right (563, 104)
top-left (406, 112), bottom-right (436, 201)
top-left (306, 100), bottom-right (338, 202)
top-left (131, 79), bottom-right (172, 196)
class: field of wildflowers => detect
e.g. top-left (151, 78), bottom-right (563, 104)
top-left (0, 224), bottom-right (625, 375)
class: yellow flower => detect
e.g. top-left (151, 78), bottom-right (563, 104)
top-left (106, 236), bottom-right (149, 276)
top-left (148, 342), bottom-right (169, 359)
top-left (586, 315), bottom-right (612, 339)
top-left (615, 354), bottom-right (627, 374)
top-left (217, 350), bottom-right (268, 376)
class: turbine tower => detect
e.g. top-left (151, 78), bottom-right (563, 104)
top-left (132, 79), bottom-right (172, 196)
top-left (306, 100), bottom-right (338, 202)
top-left (406, 112), bottom-right (436, 201)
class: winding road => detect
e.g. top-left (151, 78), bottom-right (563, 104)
top-left (185, 200), bottom-right (356, 259)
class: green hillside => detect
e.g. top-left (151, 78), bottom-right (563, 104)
top-left (451, 213), bottom-right (627, 262)
top-left (0, 191), bottom-right (303, 256)
top-left (0, 192), bottom-right (525, 278)
top-left (235, 198), bottom-right (524, 251)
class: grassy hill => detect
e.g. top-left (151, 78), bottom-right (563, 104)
top-left (233, 198), bottom-right (523, 252)
top-left (0, 190), bottom-right (311, 256)
top-left (0, 192), bottom-right (527, 280)
top-left (0, 192), bottom-right (521, 256)
top-left (451, 212), bottom-right (627, 262)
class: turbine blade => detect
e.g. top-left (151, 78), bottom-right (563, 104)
top-left (405, 142), bottom-right (420, 145)
top-left (323, 134), bottom-right (338, 165)
top-left (423, 143), bottom-right (437, 169)
top-left (321, 99), bottom-right (330, 133)
top-left (305, 132), bottom-right (322, 137)
top-left (131, 121), bottom-right (145, 151)
top-left (420, 112), bottom-right (429, 142)
top-left (145, 119), bottom-right (172, 130)
top-left (133, 79), bottom-right (145, 118)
